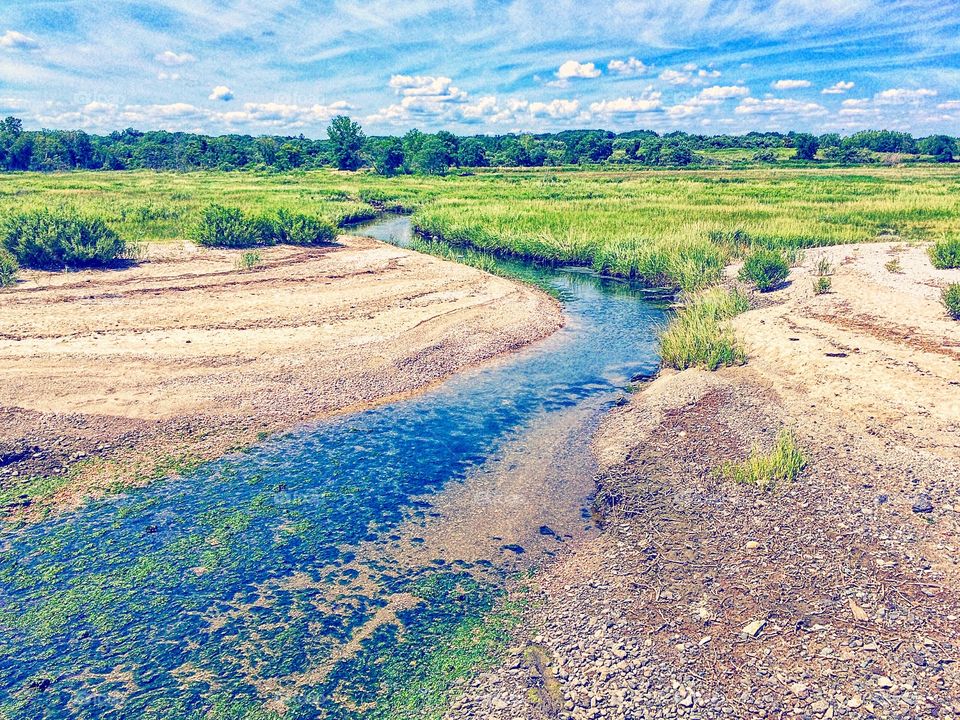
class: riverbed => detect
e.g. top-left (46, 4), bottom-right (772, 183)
top-left (0, 217), bottom-right (667, 719)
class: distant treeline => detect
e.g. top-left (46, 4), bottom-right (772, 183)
top-left (0, 115), bottom-right (955, 174)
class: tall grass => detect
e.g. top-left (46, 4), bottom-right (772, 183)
top-left (659, 287), bottom-right (749, 371)
top-left (944, 283), bottom-right (960, 320)
top-left (719, 430), bottom-right (807, 491)
top-left (929, 236), bottom-right (960, 269)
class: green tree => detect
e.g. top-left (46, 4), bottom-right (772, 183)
top-left (326, 116), bottom-right (366, 170)
top-left (412, 136), bottom-right (452, 175)
top-left (369, 138), bottom-right (405, 175)
top-left (920, 135), bottom-right (956, 162)
top-left (793, 133), bottom-right (819, 161)
top-left (457, 138), bottom-right (487, 167)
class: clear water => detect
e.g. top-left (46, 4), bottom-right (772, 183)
top-left (0, 217), bottom-right (667, 719)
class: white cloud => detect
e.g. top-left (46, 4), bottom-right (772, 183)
top-left (590, 92), bottom-right (662, 116)
top-left (0, 30), bottom-right (39, 50)
top-left (666, 85), bottom-right (749, 118)
top-left (607, 57), bottom-right (648, 76)
top-left (155, 50), bottom-right (196, 66)
top-left (874, 87), bottom-right (937, 102)
top-left (208, 85), bottom-right (234, 102)
top-left (556, 60), bottom-right (601, 80)
top-left (371, 74), bottom-right (470, 123)
top-left (735, 97), bottom-right (827, 116)
top-left (937, 100), bottom-right (960, 111)
top-left (158, 71), bottom-right (181, 81)
top-left (771, 79), bottom-right (811, 90)
top-left (659, 65), bottom-right (720, 86)
top-left (528, 98), bottom-right (581, 118)
top-left (822, 81), bottom-right (854, 94)
top-left (218, 101), bottom-right (351, 127)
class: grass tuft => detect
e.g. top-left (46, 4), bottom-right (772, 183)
top-left (739, 247), bottom-right (790, 292)
top-left (659, 287), bottom-right (749, 371)
top-left (719, 429), bottom-right (807, 491)
top-left (943, 283), bottom-right (960, 320)
top-left (929, 236), bottom-right (960, 269)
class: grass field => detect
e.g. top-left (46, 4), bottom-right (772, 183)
top-left (1, 165), bottom-right (958, 289)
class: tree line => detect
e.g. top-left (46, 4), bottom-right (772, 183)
top-left (0, 115), bottom-right (955, 174)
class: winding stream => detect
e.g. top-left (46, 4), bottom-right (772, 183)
top-left (0, 216), bottom-right (667, 719)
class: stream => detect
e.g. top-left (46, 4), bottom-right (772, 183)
top-left (0, 216), bottom-right (668, 719)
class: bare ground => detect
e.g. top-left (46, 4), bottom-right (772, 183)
top-left (0, 235), bottom-right (562, 521)
top-left (450, 243), bottom-right (960, 719)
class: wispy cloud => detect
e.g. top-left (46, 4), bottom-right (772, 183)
top-left (822, 81), bottom-right (854, 94)
top-left (771, 79), bottom-right (811, 89)
top-left (155, 49), bottom-right (195, 66)
top-left (0, 30), bottom-right (38, 50)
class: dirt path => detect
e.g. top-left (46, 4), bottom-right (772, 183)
top-left (0, 235), bottom-right (562, 521)
top-left (451, 243), bottom-right (960, 719)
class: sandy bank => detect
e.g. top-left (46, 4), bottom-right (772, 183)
top-left (451, 243), bottom-right (960, 719)
top-left (0, 234), bottom-right (562, 521)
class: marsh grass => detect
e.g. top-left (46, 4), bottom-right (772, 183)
top-left (929, 236), bottom-right (960, 269)
top-left (812, 276), bottom-right (832, 295)
top-left (944, 283), bottom-right (960, 320)
top-left (719, 429), bottom-right (807, 491)
top-left (659, 287), bottom-right (749, 371)
top-left (739, 248), bottom-right (790, 291)
top-left (0, 248), bottom-right (17, 286)
top-left (236, 251), bottom-right (263, 271)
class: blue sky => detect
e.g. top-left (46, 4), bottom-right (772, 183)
top-left (1, 0), bottom-right (958, 137)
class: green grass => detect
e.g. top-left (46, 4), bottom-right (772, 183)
top-left (1, 166), bottom-right (958, 292)
top-left (943, 283), bottom-right (960, 320)
top-left (929, 235), bottom-right (960, 269)
top-left (659, 287), bottom-right (749, 371)
top-left (719, 430), bottom-right (807, 491)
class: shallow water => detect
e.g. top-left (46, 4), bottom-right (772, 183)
top-left (0, 217), bottom-right (667, 719)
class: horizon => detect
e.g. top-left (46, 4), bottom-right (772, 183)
top-left (2, 1), bottom-right (959, 138)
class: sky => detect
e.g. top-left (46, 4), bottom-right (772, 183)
top-left (0, 0), bottom-right (959, 138)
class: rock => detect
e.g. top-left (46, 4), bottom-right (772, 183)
top-left (741, 619), bottom-right (766, 638)
top-left (846, 695), bottom-right (863, 708)
top-left (810, 700), bottom-right (829, 713)
top-left (789, 682), bottom-right (809, 699)
top-left (745, 541), bottom-right (760, 550)
top-left (912, 495), bottom-right (933, 513)
top-left (500, 544), bottom-right (525, 554)
top-left (877, 676), bottom-right (894, 689)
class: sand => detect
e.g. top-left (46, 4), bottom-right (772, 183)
top-left (0, 234), bottom-right (562, 520)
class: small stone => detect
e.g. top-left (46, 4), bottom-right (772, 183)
top-left (810, 700), bottom-right (829, 713)
top-left (847, 695), bottom-right (863, 708)
top-left (877, 676), bottom-right (894, 689)
top-left (741, 619), bottom-right (766, 638)
top-left (746, 541), bottom-right (760, 550)
top-left (912, 494), bottom-right (934, 513)
top-left (789, 682), bottom-right (809, 699)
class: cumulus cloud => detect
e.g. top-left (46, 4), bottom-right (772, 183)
top-left (607, 57), bottom-right (648, 76)
top-left (590, 92), bottom-right (662, 116)
top-left (371, 74), bottom-right (470, 123)
top-left (874, 87), bottom-right (937, 102)
top-left (0, 30), bottom-right (39, 50)
top-left (666, 85), bottom-right (749, 118)
top-left (822, 81), bottom-right (854, 94)
top-left (771, 79), bottom-right (811, 90)
top-left (659, 64), bottom-right (720, 86)
top-left (218, 101), bottom-right (351, 127)
top-left (209, 85), bottom-right (234, 102)
top-left (155, 50), bottom-right (196, 66)
top-left (556, 60), bottom-right (601, 79)
top-left (735, 97), bottom-right (827, 116)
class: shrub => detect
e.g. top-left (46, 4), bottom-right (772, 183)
top-left (0, 248), bottom-right (17, 286)
top-left (2, 209), bottom-right (129, 269)
top-left (272, 209), bottom-right (336, 246)
top-left (814, 257), bottom-right (833, 276)
top-left (719, 430), bottom-right (807, 491)
top-left (944, 283), bottom-right (960, 320)
top-left (885, 257), bottom-right (903, 274)
top-left (929, 236), bottom-right (960, 269)
top-left (812, 276), bottom-right (831, 295)
top-left (236, 251), bottom-right (262, 271)
top-left (739, 248), bottom-right (790, 292)
top-left (659, 288), bottom-right (749, 371)
top-left (192, 204), bottom-right (272, 248)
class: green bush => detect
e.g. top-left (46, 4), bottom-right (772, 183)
top-left (739, 248), bottom-right (790, 292)
top-left (944, 283), bottom-right (960, 320)
top-left (2, 209), bottom-right (129, 269)
top-left (272, 209), bottom-right (336, 246)
top-left (659, 288), bottom-right (749, 371)
top-left (719, 430), bottom-right (806, 491)
top-left (929, 236), bottom-right (960, 269)
top-left (0, 248), bottom-right (18, 286)
top-left (191, 204), bottom-right (272, 248)
top-left (812, 276), bottom-right (831, 295)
